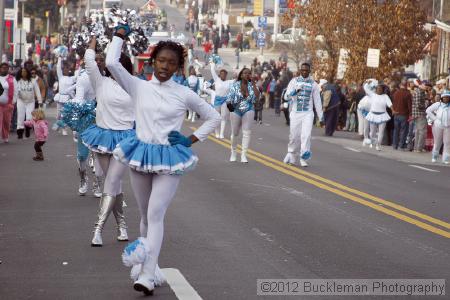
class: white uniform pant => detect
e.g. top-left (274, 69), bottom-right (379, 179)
top-left (96, 153), bottom-right (127, 196)
top-left (56, 102), bottom-right (64, 120)
top-left (363, 118), bottom-right (370, 140)
top-left (369, 122), bottom-right (386, 146)
top-left (129, 170), bottom-right (181, 280)
top-left (16, 99), bottom-right (34, 129)
top-left (357, 110), bottom-right (365, 135)
top-left (215, 102), bottom-right (230, 136)
top-left (287, 111), bottom-right (314, 157)
top-left (432, 125), bottom-right (450, 161)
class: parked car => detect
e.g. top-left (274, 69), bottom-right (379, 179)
top-left (272, 28), bottom-right (304, 44)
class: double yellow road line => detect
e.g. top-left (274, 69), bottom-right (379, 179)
top-left (193, 128), bottom-right (450, 238)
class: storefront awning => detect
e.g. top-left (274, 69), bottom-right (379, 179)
top-left (435, 19), bottom-right (450, 32)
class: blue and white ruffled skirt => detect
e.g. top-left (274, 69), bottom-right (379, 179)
top-left (113, 136), bottom-right (198, 175)
top-left (81, 125), bottom-right (135, 154)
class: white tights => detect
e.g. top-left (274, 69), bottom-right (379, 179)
top-left (95, 153), bottom-right (128, 196)
top-left (230, 110), bottom-right (254, 136)
top-left (369, 122), bottom-right (386, 146)
top-left (129, 170), bottom-right (181, 278)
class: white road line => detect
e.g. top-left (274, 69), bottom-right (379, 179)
top-left (162, 268), bottom-right (203, 300)
top-left (408, 165), bottom-right (440, 173)
top-left (345, 147), bottom-right (361, 153)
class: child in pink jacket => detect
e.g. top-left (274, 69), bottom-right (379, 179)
top-left (24, 109), bottom-right (48, 161)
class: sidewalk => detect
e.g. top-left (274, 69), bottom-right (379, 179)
top-left (313, 129), bottom-right (449, 168)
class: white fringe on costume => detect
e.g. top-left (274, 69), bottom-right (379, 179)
top-left (365, 111), bottom-right (391, 124)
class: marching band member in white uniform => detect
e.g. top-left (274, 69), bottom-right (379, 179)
top-left (107, 28), bottom-right (220, 295)
top-left (210, 62), bottom-right (233, 138)
top-left (426, 90), bottom-right (450, 164)
top-left (283, 63), bottom-right (323, 167)
top-left (358, 94), bottom-right (372, 146)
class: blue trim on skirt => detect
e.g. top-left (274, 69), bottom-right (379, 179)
top-left (113, 136), bottom-right (198, 175)
top-left (81, 125), bottom-right (135, 154)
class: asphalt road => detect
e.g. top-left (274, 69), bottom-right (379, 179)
top-left (0, 1), bottom-right (449, 299)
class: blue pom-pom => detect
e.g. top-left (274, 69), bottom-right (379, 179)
top-left (301, 151), bottom-right (311, 160)
top-left (61, 101), bottom-right (96, 132)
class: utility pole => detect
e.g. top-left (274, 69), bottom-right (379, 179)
top-left (21, 0), bottom-right (25, 28)
top-left (273, 0), bottom-right (279, 45)
top-left (46, 11), bottom-right (50, 36)
top-left (86, 0), bottom-right (91, 17)
top-left (218, 0), bottom-right (224, 38)
top-left (0, 0), bottom-right (4, 60)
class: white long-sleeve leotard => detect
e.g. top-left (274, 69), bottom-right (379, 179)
top-left (363, 82), bottom-right (392, 113)
top-left (210, 63), bottom-right (233, 97)
top-left (106, 36), bottom-right (220, 145)
top-left (55, 57), bottom-right (76, 103)
top-left (85, 49), bottom-right (134, 130)
top-left (426, 101), bottom-right (450, 128)
top-left (72, 68), bottom-right (95, 103)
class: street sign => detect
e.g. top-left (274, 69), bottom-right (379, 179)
top-left (367, 48), bottom-right (380, 68)
top-left (336, 48), bottom-right (349, 80)
top-left (257, 32), bottom-right (266, 48)
top-left (257, 31), bottom-right (266, 40)
top-left (258, 16), bottom-right (267, 28)
top-left (4, 9), bottom-right (16, 20)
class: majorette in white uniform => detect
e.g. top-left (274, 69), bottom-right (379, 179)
top-left (62, 59), bottom-right (99, 196)
top-left (53, 57), bottom-right (76, 133)
top-left (364, 79), bottom-right (392, 151)
top-left (81, 47), bottom-right (135, 247)
top-left (184, 71), bottom-right (201, 122)
top-left (210, 63), bottom-right (233, 139)
top-left (226, 73), bottom-right (259, 163)
top-left (106, 36), bottom-right (220, 293)
top-left (426, 90), bottom-right (450, 164)
top-left (283, 75), bottom-right (323, 167)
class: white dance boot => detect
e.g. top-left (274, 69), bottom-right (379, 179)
top-left (130, 264), bottom-right (166, 287)
top-left (92, 176), bottom-right (103, 198)
top-left (229, 134), bottom-right (238, 162)
top-left (219, 120), bottom-right (226, 139)
top-left (241, 130), bottom-right (251, 163)
top-left (283, 152), bottom-right (297, 165)
top-left (91, 194), bottom-right (116, 246)
top-left (113, 193), bottom-right (128, 241)
top-left (214, 128), bottom-right (220, 138)
top-left (134, 258), bottom-right (155, 296)
top-left (78, 168), bottom-right (88, 196)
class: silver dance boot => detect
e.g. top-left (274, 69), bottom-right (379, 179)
top-left (92, 176), bottom-right (103, 198)
top-left (113, 193), bottom-right (128, 241)
top-left (91, 194), bottom-right (116, 247)
top-left (78, 168), bottom-right (88, 196)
